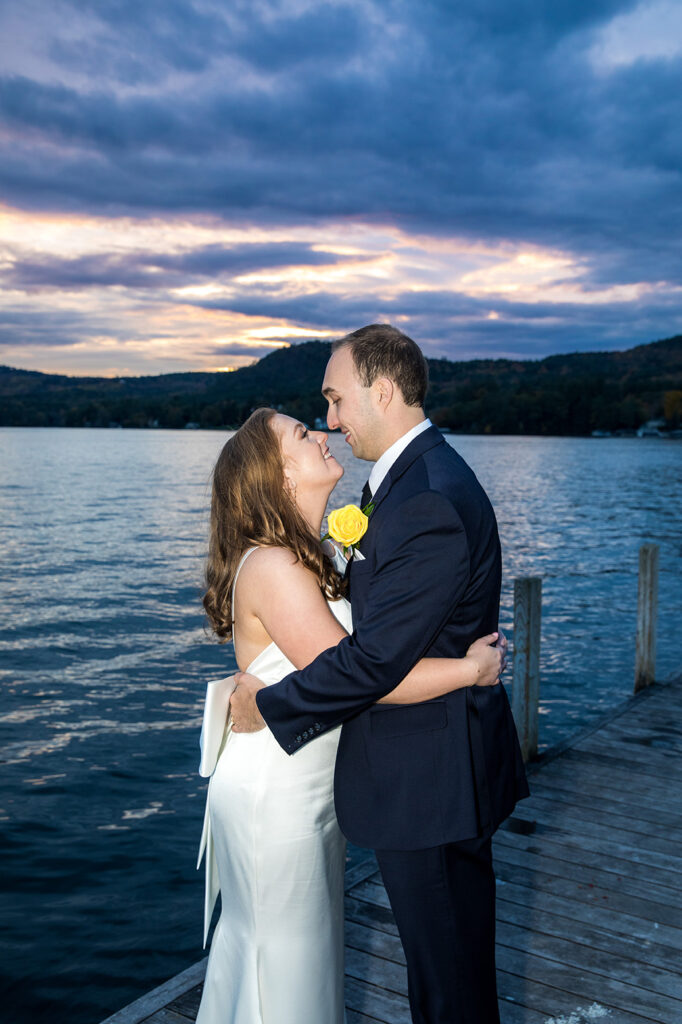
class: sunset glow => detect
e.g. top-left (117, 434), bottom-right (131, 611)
top-left (0, 0), bottom-right (680, 375)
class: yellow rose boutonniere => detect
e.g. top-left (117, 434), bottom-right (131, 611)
top-left (324, 501), bottom-right (374, 555)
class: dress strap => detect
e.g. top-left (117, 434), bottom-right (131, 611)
top-left (231, 547), bottom-right (258, 627)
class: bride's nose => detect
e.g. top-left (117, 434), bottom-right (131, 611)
top-left (312, 430), bottom-right (328, 445)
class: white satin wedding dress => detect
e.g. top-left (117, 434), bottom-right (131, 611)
top-left (196, 546), bottom-right (351, 1024)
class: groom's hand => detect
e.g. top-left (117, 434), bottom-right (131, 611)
top-left (230, 672), bottom-right (267, 732)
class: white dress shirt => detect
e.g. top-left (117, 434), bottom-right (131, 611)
top-left (368, 418), bottom-right (432, 497)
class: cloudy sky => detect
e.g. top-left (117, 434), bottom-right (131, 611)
top-left (1, 0), bottom-right (681, 376)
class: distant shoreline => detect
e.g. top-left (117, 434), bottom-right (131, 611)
top-left (2, 334), bottom-right (681, 436)
top-left (2, 423), bottom-right (681, 440)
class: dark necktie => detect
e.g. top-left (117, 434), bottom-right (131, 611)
top-left (360, 480), bottom-right (372, 511)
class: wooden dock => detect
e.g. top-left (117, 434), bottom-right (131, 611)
top-left (102, 673), bottom-right (682, 1024)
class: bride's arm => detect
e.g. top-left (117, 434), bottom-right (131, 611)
top-left (241, 550), bottom-right (502, 705)
top-left (377, 635), bottom-right (504, 704)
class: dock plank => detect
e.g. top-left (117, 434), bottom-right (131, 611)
top-left (550, 746), bottom-right (682, 792)
top-left (595, 715), bottom-right (682, 744)
top-left (142, 1010), bottom-right (194, 1024)
top-left (520, 776), bottom-right (682, 832)
top-left (351, 872), bottom-right (682, 951)
top-left (102, 673), bottom-right (682, 1024)
top-left (493, 828), bottom-right (682, 901)
top-left (492, 837), bottom-right (682, 911)
top-left (494, 896), bottom-right (682, 976)
top-left (347, 1009), bottom-right (393, 1024)
top-left (525, 760), bottom-right (679, 807)
top-left (507, 801), bottom-right (682, 863)
top-left (575, 736), bottom-right (682, 777)
top-left (494, 920), bottom-right (682, 1001)
top-left (516, 782), bottom-right (682, 840)
top-left (500, 813), bottom-right (682, 878)
top-left (165, 986), bottom-right (202, 1019)
top-left (344, 975), bottom-right (412, 1024)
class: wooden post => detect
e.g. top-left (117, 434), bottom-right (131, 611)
top-left (512, 577), bottom-right (542, 762)
top-left (634, 543), bottom-right (659, 693)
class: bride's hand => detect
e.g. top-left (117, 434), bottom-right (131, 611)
top-left (465, 631), bottom-right (506, 686)
top-left (230, 672), bottom-right (267, 732)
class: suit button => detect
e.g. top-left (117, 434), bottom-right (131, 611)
top-left (314, 723), bottom-right (321, 732)
top-left (295, 734), bottom-right (302, 744)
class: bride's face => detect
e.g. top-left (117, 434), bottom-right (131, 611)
top-left (273, 414), bottom-right (344, 503)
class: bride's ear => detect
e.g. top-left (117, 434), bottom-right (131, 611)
top-left (283, 467), bottom-right (297, 499)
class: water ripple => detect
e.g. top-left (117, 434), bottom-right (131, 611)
top-left (1, 426), bottom-right (680, 1023)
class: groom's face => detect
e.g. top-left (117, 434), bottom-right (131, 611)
top-left (322, 346), bottom-right (381, 462)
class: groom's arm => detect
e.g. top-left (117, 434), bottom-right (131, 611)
top-left (256, 489), bottom-right (471, 754)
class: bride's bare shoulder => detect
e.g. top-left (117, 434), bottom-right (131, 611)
top-left (239, 545), bottom-right (317, 590)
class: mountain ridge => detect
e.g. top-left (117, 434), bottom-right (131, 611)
top-left (1, 335), bottom-right (681, 435)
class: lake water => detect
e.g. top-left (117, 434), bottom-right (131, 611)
top-left (1, 427), bottom-right (680, 1023)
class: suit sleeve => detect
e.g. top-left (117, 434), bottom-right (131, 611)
top-left (256, 490), bottom-right (471, 754)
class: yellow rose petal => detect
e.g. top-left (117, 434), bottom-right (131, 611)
top-left (327, 504), bottom-right (368, 547)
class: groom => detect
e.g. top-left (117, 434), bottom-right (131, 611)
top-left (231, 324), bottom-right (529, 1023)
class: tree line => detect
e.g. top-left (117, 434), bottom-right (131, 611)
top-left (1, 335), bottom-right (681, 435)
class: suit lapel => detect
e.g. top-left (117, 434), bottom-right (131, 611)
top-left (367, 425), bottom-right (445, 517)
top-left (349, 425), bottom-right (445, 590)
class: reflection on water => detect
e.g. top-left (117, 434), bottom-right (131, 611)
top-left (0, 427), bottom-right (680, 1023)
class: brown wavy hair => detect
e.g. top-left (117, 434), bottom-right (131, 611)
top-left (203, 407), bottom-right (347, 642)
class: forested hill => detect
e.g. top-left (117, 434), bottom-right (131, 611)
top-left (1, 335), bottom-right (681, 436)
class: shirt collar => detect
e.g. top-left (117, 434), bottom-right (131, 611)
top-left (368, 418), bottom-right (432, 496)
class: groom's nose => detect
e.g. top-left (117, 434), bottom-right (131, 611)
top-left (326, 407), bottom-right (339, 430)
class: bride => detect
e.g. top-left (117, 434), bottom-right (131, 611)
top-left (196, 408), bottom-right (505, 1024)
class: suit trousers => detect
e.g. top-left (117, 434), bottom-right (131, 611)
top-left (375, 834), bottom-right (500, 1024)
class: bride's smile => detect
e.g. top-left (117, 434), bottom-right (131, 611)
top-left (273, 413), bottom-right (344, 530)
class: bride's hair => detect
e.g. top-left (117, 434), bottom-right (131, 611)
top-left (203, 407), bottom-right (347, 642)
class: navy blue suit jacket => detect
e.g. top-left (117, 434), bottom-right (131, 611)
top-left (257, 425), bottom-right (529, 849)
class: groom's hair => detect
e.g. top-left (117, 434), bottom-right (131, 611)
top-left (333, 323), bottom-right (428, 407)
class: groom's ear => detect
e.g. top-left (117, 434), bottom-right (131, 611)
top-left (373, 376), bottom-right (395, 410)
